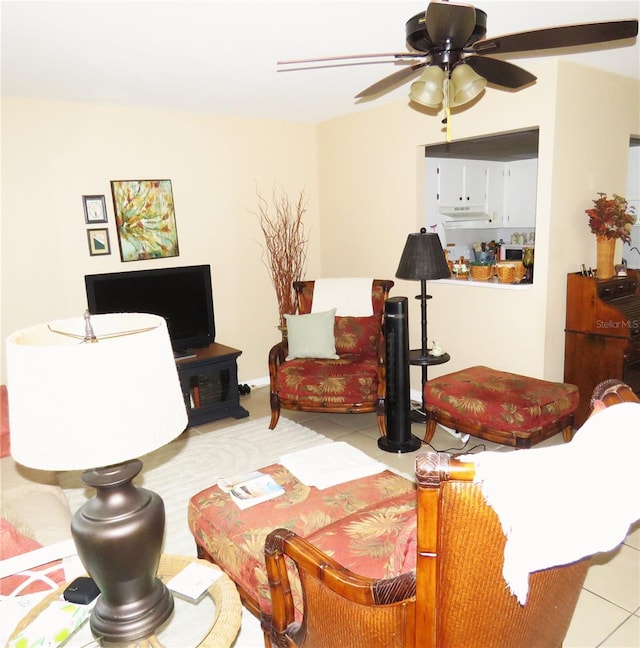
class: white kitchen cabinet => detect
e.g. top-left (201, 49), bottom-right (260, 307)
top-left (436, 159), bottom-right (488, 210)
top-left (425, 163), bottom-right (441, 229)
top-left (503, 158), bottom-right (538, 227)
top-left (486, 162), bottom-right (505, 224)
top-left (426, 155), bottom-right (537, 231)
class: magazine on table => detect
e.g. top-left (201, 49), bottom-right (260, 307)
top-left (217, 471), bottom-right (285, 509)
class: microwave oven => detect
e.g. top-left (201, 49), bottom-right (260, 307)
top-left (500, 244), bottom-right (532, 262)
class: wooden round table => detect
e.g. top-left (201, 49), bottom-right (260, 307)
top-left (8, 554), bottom-right (242, 648)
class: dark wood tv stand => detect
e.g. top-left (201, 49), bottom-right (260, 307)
top-left (175, 342), bottom-right (249, 426)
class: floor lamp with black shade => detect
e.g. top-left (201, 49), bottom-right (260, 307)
top-left (396, 228), bottom-right (451, 423)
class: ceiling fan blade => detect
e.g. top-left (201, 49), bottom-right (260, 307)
top-left (277, 52), bottom-right (424, 66)
top-left (465, 56), bottom-right (536, 89)
top-left (355, 62), bottom-right (427, 99)
top-left (426, 1), bottom-right (477, 46)
top-left (473, 20), bottom-right (638, 55)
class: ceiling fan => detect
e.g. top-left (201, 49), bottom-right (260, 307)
top-left (278, 1), bottom-right (638, 112)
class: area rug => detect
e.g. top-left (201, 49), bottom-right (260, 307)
top-left (60, 416), bottom-right (332, 556)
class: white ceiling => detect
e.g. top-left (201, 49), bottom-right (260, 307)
top-left (2, 0), bottom-right (639, 123)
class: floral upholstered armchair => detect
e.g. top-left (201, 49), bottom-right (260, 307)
top-left (261, 380), bottom-right (640, 648)
top-left (268, 279), bottom-right (393, 435)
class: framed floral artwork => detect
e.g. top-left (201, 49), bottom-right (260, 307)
top-left (87, 228), bottom-right (111, 256)
top-left (110, 179), bottom-right (180, 262)
top-left (83, 195), bottom-right (108, 224)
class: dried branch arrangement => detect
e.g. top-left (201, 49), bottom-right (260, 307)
top-left (254, 187), bottom-right (309, 326)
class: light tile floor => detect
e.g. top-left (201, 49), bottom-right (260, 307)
top-left (208, 386), bottom-right (640, 648)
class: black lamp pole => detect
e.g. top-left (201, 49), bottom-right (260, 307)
top-left (417, 279), bottom-right (430, 415)
top-left (395, 228), bottom-right (451, 424)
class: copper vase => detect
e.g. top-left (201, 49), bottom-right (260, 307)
top-left (596, 236), bottom-right (616, 280)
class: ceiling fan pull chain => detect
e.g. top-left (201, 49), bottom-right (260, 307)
top-left (443, 77), bottom-right (452, 143)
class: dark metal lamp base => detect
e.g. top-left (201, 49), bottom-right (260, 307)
top-left (71, 459), bottom-right (173, 644)
top-left (90, 580), bottom-right (174, 643)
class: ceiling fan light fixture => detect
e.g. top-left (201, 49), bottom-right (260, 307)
top-left (449, 63), bottom-right (487, 107)
top-left (280, 3), bottom-right (639, 125)
top-left (409, 65), bottom-right (445, 107)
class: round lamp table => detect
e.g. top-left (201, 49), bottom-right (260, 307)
top-left (8, 554), bottom-right (242, 648)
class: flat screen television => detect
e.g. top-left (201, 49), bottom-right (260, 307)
top-left (85, 265), bottom-right (215, 354)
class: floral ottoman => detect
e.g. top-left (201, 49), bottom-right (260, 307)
top-left (188, 463), bottom-right (416, 621)
top-left (424, 365), bottom-right (579, 448)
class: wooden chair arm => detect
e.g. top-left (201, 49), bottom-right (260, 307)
top-left (265, 528), bottom-right (416, 643)
top-left (415, 450), bottom-right (476, 487)
top-left (268, 341), bottom-right (288, 388)
top-left (590, 378), bottom-right (640, 407)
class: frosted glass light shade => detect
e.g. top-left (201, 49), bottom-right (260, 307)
top-left (449, 64), bottom-right (487, 107)
top-left (6, 313), bottom-right (188, 470)
top-left (410, 66), bottom-right (445, 107)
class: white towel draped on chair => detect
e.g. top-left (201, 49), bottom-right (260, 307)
top-left (462, 402), bottom-right (640, 605)
top-left (310, 278), bottom-right (374, 316)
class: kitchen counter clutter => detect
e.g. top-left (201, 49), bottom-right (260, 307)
top-left (438, 277), bottom-right (533, 289)
top-left (444, 258), bottom-right (530, 288)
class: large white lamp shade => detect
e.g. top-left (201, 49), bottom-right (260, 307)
top-left (6, 312), bottom-right (187, 471)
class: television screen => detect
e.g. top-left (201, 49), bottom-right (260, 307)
top-left (85, 265), bottom-right (215, 352)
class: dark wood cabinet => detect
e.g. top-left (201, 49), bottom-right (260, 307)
top-left (564, 270), bottom-right (640, 427)
top-left (176, 342), bottom-right (249, 426)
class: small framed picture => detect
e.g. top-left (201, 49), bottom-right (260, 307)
top-left (87, 228), bottom-right (111, 256)
top-left (83, 195), bottom-right (108, 224)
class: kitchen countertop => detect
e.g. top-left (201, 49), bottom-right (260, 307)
top-left (436, 277), bottom-right (533, 289)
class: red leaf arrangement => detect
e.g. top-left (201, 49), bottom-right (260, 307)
top-left (586, 193), bottom-right (636, 243)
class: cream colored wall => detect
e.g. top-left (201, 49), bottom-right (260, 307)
top-left (0, 98), bottom-right (321, 384)
top-left (544, 63), bottom-right (640, 381)
top-left (2, 62), bottom-right (638, 392)
top-left (317, 60), bottom-right (639, 389)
